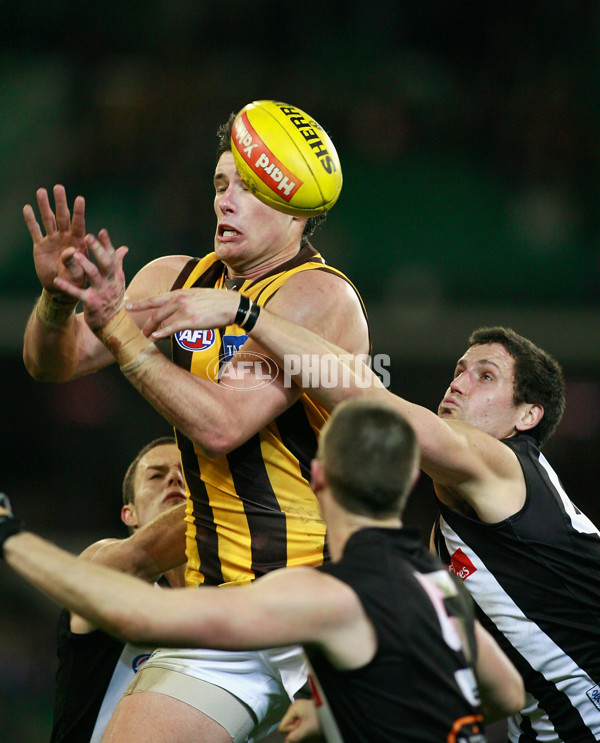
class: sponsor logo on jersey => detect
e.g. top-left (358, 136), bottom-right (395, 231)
top-left (132, 653), bottom-right (152, 672)
top-left (222, 334), bottom-right (247, 362)
top-left (587, 685), bottom-right (600, 710)
top-left (308, 675), bottom-right (323, 707)
top-left (447, 548), bottom-right (477, 581)
top-left (174, 329), bottom-right (216, 352)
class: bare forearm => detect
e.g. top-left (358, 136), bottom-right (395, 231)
top-left (23, 305), bottom-right (80, 382)
top-left (249, 308), bottom-right (383, 408)
top-left (23, 301), bottom-right (113, 382)
top-left (96, 503), bottom-right (187, 581)
top-left (475, 623), bottom-right (525, 722)
top-left (119, 346), bottom-right (238, 456)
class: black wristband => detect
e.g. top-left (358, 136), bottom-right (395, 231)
top-left (234, 294), bottom-right (251, 326)
top-left (240, 301), bottom-right (261, 332)
top-left (0, 517), bottom-right (25, 559)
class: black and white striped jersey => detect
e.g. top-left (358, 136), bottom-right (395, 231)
top-left (434, 433), bottom-right (600, 743)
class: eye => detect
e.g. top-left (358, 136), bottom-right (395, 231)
top-left (482, 372), bottom-right (494, 382)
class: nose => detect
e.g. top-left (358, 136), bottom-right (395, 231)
top-left (217, 183), bottom-right (236, 214)
top-left (450, 371), bottom-right (468, 394)
top-left (168, 467), bottom-right (184, 488)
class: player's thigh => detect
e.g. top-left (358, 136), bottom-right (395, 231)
top-left (101, 691), bottom-right (233, 743)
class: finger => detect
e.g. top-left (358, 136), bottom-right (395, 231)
top-left (53, 277), bottom-right (88, 302)
top-left (85, 232), bottom-right (115, 273)
top-left (114, 244), bottom-right (129, 269)
top-left (61, 251), bottom-right (103, 290)
top-left (23, 204), bottom-right (43, 243)
top-left (71, 195), bottom-right (86, 242)
top-left (61, 248), bottom-right (86, 283)
top-left (278, 708), bottom-right (299, 731)
top-left (126, 294), bottom-right (173, 312)
top-left (36, 187), bottom-right (57, 235)
top-left (148, 319), bottom-right (182, 339)
top-left (53, 184), bottom-right (71, 232)
top-left (144, 305), bottom-right (183, 337)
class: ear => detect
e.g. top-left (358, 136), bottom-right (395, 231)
top-left (516, 403), bottom-right (544, 432)
top-left (121, 504), bottom-right (138, 529)
top-left (310, 458), bottom-right (326, 494)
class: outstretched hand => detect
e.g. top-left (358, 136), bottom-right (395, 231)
top-left (126, 288), bottom-right (240, 340)
top-left (278, 699), bottom-right (323, 743)
top-left (23, 185), bottom-right (87, 295)
top-left (54, 230), bottom-right (129, 331)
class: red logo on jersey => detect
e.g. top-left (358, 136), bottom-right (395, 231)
top-left (174, 329), bottom-right (216, 351)
top-left (308, 674), bottom-right (323, 707)
top-left (447, 548), bottom-right (477, 581)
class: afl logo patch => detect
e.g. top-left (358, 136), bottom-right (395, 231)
top-left (132, 653), bottom-right (151, 672)
top-left (174, 329), bottom-right (216, 351)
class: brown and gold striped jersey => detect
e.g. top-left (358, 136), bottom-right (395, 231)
top-left (170, 243), bottom-right (368, 587)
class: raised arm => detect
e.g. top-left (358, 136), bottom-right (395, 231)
top-left (23, 188), bottom-right (188, 382)
top-left (22, 185), bottom-right (100, 381)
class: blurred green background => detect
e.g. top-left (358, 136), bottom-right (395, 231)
top-left (1, 2), bottom-right (600, 740)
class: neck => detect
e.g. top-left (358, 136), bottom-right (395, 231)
top-left (224, 244), bottom-right (302, 281)
top-left (326, 510), bottom-right (402, 562)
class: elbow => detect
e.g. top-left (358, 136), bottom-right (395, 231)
top-left (508, 675), bottom-right (526, 715)
top-left (23, 350), bottom-right (70, 383)
top-left (22, 350), bottom-right (45, 381)
top-left (190, 427), bottom-right (243, 460)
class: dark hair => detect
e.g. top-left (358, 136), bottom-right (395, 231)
top-left (318, 398), bottom-right (419, 518)
top-left (216, 112), bottom-right (328, 246)
top-left (468, 327), bottom-right (565, 447)
top-left (122, 436), bottom-right (177, 506)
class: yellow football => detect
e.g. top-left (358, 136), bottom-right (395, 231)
top-left (230, 100), bottom-right (343, 217)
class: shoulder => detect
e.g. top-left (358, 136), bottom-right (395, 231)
top-left (77, 538), bottom-right (123, 564)
top-left (264, 266), bottom-right (369, 353)
top-left (127, 255), bottom-right (193, 300)
top-left (271, 263), bottom-right (362, 304)
top-left (437, 420), bottom-right (527, 521)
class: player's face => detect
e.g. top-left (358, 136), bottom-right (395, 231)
top-left (128, 444), bottom-right (186, 528)
top-left (438, 343), bottom-right (524, 439)
top-left (213, 152), bottom-right (305, 277)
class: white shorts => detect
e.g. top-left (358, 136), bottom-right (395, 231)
top-left (125, 645), bottom-right (308, 742)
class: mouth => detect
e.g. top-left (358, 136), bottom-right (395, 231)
top-left (217, 223), bottom-right (240, 239)
top-left (163, 492), bottom-right (186, 505)
top-left (438, 398), bottom-right (459, 416)
top-left (441, 397), bottom-right (458, 408)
